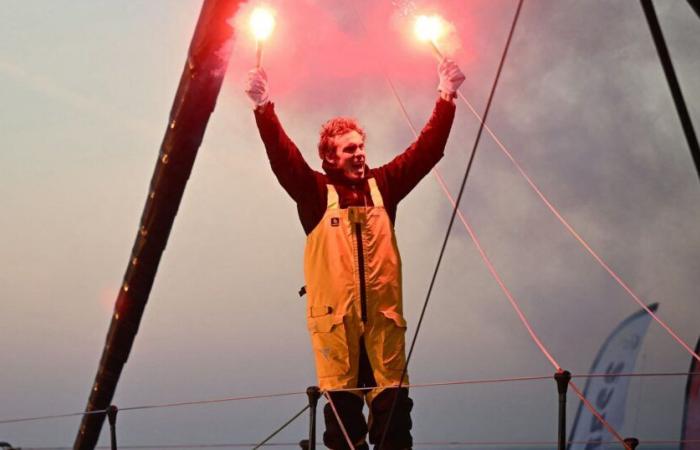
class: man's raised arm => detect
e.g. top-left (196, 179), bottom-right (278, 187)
top-left (378, 59), bottom-right (465, 203)
top-left (246, 68), bottom-right (316, 203)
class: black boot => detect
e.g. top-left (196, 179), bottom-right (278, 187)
top-left (323, 391), bottom-right (368, 450)
top-left (368, 388), bottom-right (413, 450)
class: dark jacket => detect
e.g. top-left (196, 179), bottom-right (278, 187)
top-left (253, 98), bottom-right (456, 234)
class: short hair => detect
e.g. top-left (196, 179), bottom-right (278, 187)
top-left (317, 117), bottom-right (366, 160)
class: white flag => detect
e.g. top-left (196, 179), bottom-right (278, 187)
top-left (568, 304), bottom-right (657, 450)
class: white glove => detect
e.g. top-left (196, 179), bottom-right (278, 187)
top-left (245, 68), bottom-right (270, 108)
top-left (437, 59), bottom-right (465, 96)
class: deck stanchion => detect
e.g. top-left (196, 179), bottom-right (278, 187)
top-left (106, 405), bottom-right (118, 450)
top-left (306, 386), bottom-right (321, 450)
top-left (624, 437), bottom-right (640, 450)
top-left (554, 370), bottom-right (571, 450)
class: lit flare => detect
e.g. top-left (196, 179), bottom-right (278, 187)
top-left (414, 15), bottom-right (445, 43)
top-left (250, 7), bottom-right (276, 41)
top-left (250, 7), bottom-right (276, 67)
top-left (414, 14), bottom-right (446, 60)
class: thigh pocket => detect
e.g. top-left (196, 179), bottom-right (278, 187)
top-left (307, 312), bottom-right (350, 378)
top-left (379, 310), bottom-right (407, 372)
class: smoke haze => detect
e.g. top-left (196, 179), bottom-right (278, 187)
top-left (1, 0), bottom-right (699, 448)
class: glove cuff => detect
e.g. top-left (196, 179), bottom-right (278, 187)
top-left (438, 90), bottom-right (456, 101)
top-left (437, 80), bottom-right (456, 95)
top-left (253, 99), bottom-right (271, 112)
top-left (254, 93), bottom-right (270, 108)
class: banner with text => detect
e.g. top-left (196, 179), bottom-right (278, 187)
top-left (568, 303), bottom-right (657, 450)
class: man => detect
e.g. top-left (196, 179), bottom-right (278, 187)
top-left (245, 59), bottom-right (464, 450)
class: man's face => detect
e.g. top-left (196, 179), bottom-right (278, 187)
top-left (327, 130), bottom-right (366, 181)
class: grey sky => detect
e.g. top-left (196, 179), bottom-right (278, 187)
top-left (1, 1), bottom-right (699, 448)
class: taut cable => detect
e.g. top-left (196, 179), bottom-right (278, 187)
top-left (3, 372), bottom-right (694, 426)
top-left (354, 1), bottom-right (627, 448)
top-left (252, 404), bottom-right (309, 450)
top-left (455, 89), bottom-right (700, 363)
top-left (323, 391), bottom-right (356, 450)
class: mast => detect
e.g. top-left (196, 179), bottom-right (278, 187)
top-left (73, 1), bottom-right (244, 448)
top-left (640, 0), bottom-right (700, 182)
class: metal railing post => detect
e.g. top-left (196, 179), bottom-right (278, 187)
top-left (107, 405), bottom-right (118, 450)
top-left (306, 386), bottom-right (321, 450)
top-left (624, 437), bottom-right (640, 450)
top-left (554, 370), bottom-right (571, 450)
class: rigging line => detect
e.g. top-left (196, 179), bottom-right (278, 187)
top-left (0, 408), bottom-right (107, 425)
top-left (328, 374), bottom-right (553, 393)
top-left (251, 404), bottom-right (309, 450)
top-left (323, 391), bottom-right (356, 450)
top-left (372, 4), bottom-right (623, 449)
top-left (353, 3), bottom-right (678, 446)
top-left (417, 440), bottom-right (700, 447)
top-left (456, 89), bottom-right (700, 363)
top-left (429, 170), bottom-right (560, 369)
top-left (573, 371), bottom-right (700, 379)
top-left (22, 441), bottom-right (700, 450)
top-left (414, 440), bottom-right (700, 447)
top-left (327, 370), bottom-right (698, 393)
top-left (4, 370), bottom-right (691, 427)
top-left (414, 441), bottom-right (672, 447)
top-left (24, 445), bottom-right (297, 450)
top-left (118, 390), bottom-right (305, 413)
top-left (0, 391), bottom-right (304, 426)
top-left (377, 1), bottom-right (532, 449)
top-left (363, 1), bottom-right (560, 370)
top-left (384, 59), bottom-right (560, 370)
top-left (569, 380), bottom-right (627, 448)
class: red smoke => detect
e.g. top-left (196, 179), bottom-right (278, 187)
top-left (227, 0), bottom-right (490, 106)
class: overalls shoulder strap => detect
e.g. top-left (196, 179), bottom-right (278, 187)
top-left (326, 184), bottom-right (339, 209)
top-left (368, 178), bottom-right (384, 207)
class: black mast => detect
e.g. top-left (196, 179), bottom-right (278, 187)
top-left (640, 0), bottom-right (700, 182)
top-left (73, 1), bottom-right (244, 448)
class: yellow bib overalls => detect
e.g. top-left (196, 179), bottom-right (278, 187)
top-left (304, 178), bottom-right (408, 404)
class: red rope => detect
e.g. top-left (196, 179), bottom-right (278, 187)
top-left (431, 168), bottom-right (561, 370)
top-left (22, 440), bottom-right (700, 449)
top-left (323, 391), bottom-right (356, 449)
top-left (569, 381), bottom-right (627, 446)
top-left (457, 91), bottom-right (700, 363)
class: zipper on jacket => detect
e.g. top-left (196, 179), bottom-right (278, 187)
top-left (355, 223), bottom-right (368, 323)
